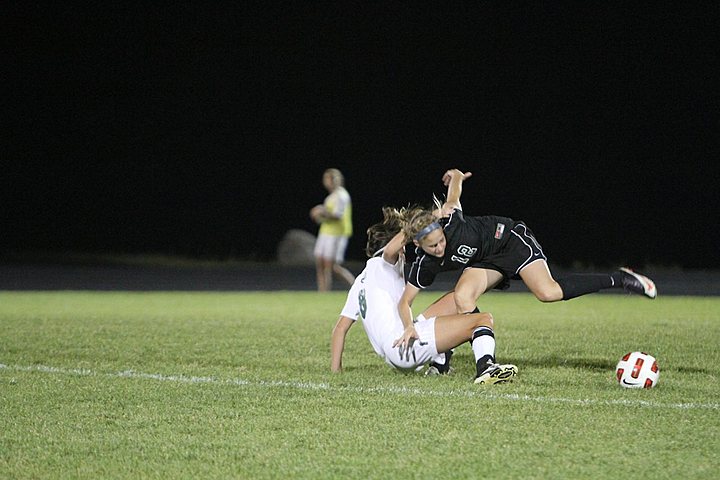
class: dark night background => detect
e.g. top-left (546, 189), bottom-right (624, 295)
top-left (3, 3), bottom-right (719, 269)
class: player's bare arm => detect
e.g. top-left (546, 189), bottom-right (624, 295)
top-left (309, 204), bottom-right (326, 223)
top-left (331, 315), bottom-right (355, 372)
top-left (440, 169), bottom-right (472, 215)
top-left (393, 284), bottom-right (421, 357)
top-left (382, 231), bottom-right (407, 264)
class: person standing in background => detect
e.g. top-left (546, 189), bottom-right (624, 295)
top-left (310, 168), bottom-right (355, 292)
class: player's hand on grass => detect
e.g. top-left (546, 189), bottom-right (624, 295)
top-left (393, 325), bottom-right (419, 361)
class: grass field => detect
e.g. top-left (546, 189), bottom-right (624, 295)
top-left (1, 291), bottom-right (718, 479)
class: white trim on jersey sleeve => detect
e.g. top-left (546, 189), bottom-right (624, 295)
top-left (412, 254), bottom-right (432, 289)
top-left (444, 208), bottom-right (460, 230)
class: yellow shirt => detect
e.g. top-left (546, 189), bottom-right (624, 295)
top-left (319, 187), bottom-right (352, 237)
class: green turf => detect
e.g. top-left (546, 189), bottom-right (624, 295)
top-left (1, 291), bottom-right (718, 479)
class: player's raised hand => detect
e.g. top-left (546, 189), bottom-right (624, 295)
top-left (442, 169), bottom-right (472, 187)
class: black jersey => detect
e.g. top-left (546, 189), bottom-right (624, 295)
top-left (407, 209), bottom-right (515, 289)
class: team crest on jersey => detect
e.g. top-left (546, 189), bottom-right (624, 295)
top-left (451, 244), bottom-right (477, 264)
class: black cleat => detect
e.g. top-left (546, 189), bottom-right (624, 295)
top-left (619, 267), bottom-right (657, 299)
top-left (425, 350), bottom-right (453, 376)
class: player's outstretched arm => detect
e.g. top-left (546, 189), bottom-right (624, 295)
top-left (331, 315), bottom-right (355, 372)
top-left (441, 169), bottom-right (472, 215)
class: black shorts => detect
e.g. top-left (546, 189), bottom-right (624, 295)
top-left (470, 222), bottom-right (547, 290)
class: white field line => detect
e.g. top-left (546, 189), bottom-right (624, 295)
top-left (1, 362), bottom-right (718, 411)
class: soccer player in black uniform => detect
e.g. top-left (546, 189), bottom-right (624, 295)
top-left (393, 169), bottom-right (657, 375)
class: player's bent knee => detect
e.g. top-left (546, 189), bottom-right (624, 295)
top-left (477, 312), bottom-right (494, 328)
top-left (454, 292), bottom-right (477, 313)
top-left (463, 312), bottom-right (493, 336)
top-left (534, 287), bottom-right (562, 302)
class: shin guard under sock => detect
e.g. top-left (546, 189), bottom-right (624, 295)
top-left (557, 274), bottom-right (615, 300)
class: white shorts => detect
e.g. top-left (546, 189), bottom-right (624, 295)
top-left (382, 316), bottom-right (438, 371)
top-left (314, 234), bottom-right (349, 263)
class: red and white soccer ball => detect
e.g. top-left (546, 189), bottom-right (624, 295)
top-left (615, 352), bottom-right (660, 388)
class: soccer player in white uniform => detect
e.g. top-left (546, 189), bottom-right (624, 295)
top-left (331, 207), bottom-right (517, 384)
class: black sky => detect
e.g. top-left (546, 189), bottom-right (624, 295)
top-left (3, 3), bottom-right (719, 268)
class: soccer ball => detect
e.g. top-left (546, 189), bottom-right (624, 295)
top-left (615, 352), bottom-right (659, 388)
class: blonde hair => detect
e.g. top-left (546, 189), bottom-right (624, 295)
top-left (401, 195), bottom-right (443, 241)
top-left (324, 168), bottom-right (344, 188)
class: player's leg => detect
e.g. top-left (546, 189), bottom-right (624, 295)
top-left (419, 292), bottom-right (458, 375)
top-left (317, 257), bottom-right (333, 291)
top-left (453, 267), bottom-right (504, 313)
top-left (426, 269), bottom-right (502, 374)
top-left (434, 312), bottom-right (492, 352)
top-left (331, 236), bottom-right (355, 286)
top-left (420, 291), bottom-right (456, 319)
top-left (503, 222), bottom-right (562, 302)
top-left (521, 261), bottom-right (657, 300)
top-left (314, 256), bottom-right (329, 292)
top-left (313, 235), bottom-right (331, 292)
top-left (434, 312), bottom-right (517, 384)
top-left (518, 260), bottom-right (564, 302)
top-left (333, 263), bottom-right (355, 286)
top-left (513, 223), bottom-right (656, 300)
top-left (521, 259), bottom-right (624, 302)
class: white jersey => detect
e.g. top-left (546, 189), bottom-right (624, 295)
top-left (340, 252), bottom-right (438, 369)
